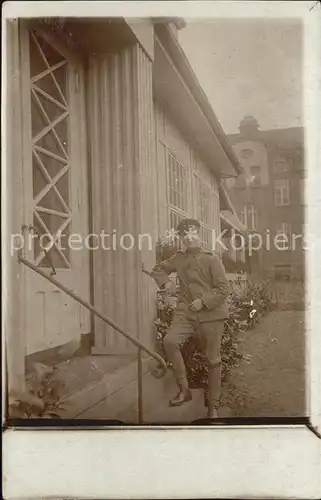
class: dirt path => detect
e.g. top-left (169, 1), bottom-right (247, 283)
top-left (229, 310), bottom-right (306, 417)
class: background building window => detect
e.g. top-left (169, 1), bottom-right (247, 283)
top-left (274, 158), bottom-right (289, 173)
top-left (276, 222), bottom-right (291, 250)
top-left (241, 204), bottom-right (258, 230)
top-left (249, 165), bottom-right (262, 186)
top-left (274, 179), bottom-right (290, 206)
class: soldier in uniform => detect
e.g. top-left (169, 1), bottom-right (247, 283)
top-left (151, 218), bottom-right (230, 419)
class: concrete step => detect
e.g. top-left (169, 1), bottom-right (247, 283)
top-left (54, 355), bottom-right (134, 399)
top-left (55, 355), bottom-right (233, 423)
top-left (78, 367), bottom-right (208, 424)
top-left (58, 357), bottom-right (150, 419)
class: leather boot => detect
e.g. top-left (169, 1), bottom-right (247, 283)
top-left (207, 407), bottom-right (219, 419)
top-left (169, 389), bottom-right (192, 407)
top-left (204, 389), bottom-right (209, 408)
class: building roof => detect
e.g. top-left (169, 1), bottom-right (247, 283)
top-left (228, 120), bottom-right (304, 150)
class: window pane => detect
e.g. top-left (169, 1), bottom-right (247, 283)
top-left (253, 210), bottom-right (258, 230)
top-left (167, 151), bottom-right (187, 212)
top-left (194, 175), bottom-right (213, 226)
top-left (275, 188), bottom-right (283, 205)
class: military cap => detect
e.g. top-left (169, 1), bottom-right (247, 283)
top-left (176, 218), bottom-right (201, 236)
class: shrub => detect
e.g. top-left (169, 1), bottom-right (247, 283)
top-left (9, 363), bottom-right (65, 418)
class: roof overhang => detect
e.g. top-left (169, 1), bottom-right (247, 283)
top-left (34, 18), bottom-right (137, 56)
top-left (219, 182), bottom-right (237, 212)
top-left (153, 24), bottom-right (242, 178)
top-left (151, 17), bottom-right (187, 30)
top-left (220, 211), bottom-right (247, 234)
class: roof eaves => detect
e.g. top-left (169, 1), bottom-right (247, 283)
top-left (220, 211), bottom-right (247, 234)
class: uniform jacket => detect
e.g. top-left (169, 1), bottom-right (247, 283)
top-left (151, 248), bottom-right (230, 322)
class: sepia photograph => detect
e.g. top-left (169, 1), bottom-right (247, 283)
top-left (3, 2), bottom-right (321, 499)
top-left (4, 11), bottom-right (307, 427)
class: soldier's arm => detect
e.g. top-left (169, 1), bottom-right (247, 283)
top-left (150, 254), bottom-right (179, 289)
top-left (201, 255), bottom-right (230, 310)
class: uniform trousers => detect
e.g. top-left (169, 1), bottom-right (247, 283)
top-left (163, 313), bottom-right (225, 409)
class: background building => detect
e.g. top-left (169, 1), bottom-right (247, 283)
top-left (225, 116), bottom-right (305, 282)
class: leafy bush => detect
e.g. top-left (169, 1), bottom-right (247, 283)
top-left (9, 363), bottom-right (65, 418)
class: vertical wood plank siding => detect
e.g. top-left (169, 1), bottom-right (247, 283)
top-left (135, 45), bottom-right (158, 351)
top-left (89, 44), bottom-right (155, 353)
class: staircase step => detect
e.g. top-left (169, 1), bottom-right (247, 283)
top-left (56, 355), bottom-right (234, 423)
top-left (76, 367), bottom-right (169, 422)
top-left (77, 376), bottom-right (140, 420)
top-left (117, 370), bottom-right (207, 424)
top-left (59, 358), bottom-right (150, 419)
top-left (55, 355), bottom-right (135, 399)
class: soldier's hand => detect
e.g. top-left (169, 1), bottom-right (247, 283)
top-left (189, 298), bottom-right (203, 312)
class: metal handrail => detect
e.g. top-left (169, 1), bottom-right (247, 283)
top-left (17, 229), bottom-right (167, 423)
top-left (18, 254), bottom-right (167, 376)
top-left (21, 224), bottom-right (57, 276)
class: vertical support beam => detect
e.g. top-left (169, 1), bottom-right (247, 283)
top-left (3, 19), bottom-right (26, 395)
top-left (89, 30), bottom-right (156, 355)
top-left (132, 43), bottom-right (157, 351)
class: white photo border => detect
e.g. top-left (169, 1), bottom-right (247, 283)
top-left (2, 1), bottom-right (321, 498)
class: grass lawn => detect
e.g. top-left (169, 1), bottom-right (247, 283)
top-left (227, 310), bottom-right (306, 417)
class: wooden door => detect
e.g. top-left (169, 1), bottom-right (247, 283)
top-left (20, 24), bottom-right (90, 354)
